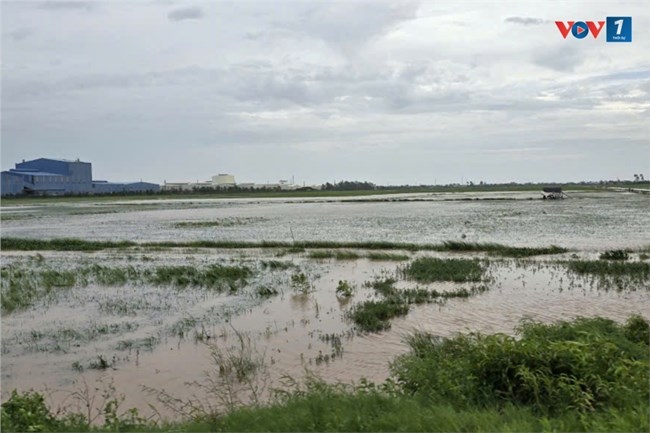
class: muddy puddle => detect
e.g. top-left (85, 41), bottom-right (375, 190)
top-left (2, 248), bottom-right (648, 421)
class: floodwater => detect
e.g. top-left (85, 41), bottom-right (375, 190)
top-left (2, 191), bottom-right (649, 250)
top-left (1, 190), bottom-right (649, 421)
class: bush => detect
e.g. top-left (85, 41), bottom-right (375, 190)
top-left (392, 316), bottom-right (650, 415)
top-left (1, 390), bottom-right (58, 432)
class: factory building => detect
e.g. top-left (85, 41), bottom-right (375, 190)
top-left (1, 158), bottom-right (159, 196)
top-left (161, 172), bottom-right (322, 192)
top-left (212, 174), bottom-right (236, 187)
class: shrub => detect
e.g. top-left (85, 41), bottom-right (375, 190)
top-left (392, 316), bottom-right (650, 415)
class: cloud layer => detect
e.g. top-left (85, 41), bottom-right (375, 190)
top-left (2, 1), bottom-right (649, 184)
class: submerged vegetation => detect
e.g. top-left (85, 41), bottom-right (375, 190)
top-left (567, 260), bottom-right (650, 287)
top-left (350, 277), bottom-right (489, 332)
top-left (1, 237), bottom-right (568, 257)
top-left (2, 316), bottom-right (647, 432)
top-left (173, 217), bottom-right (266, 228)
top-left (599, 249), bottom-right (630, 260)
top-left (402, 257), bottom-right (485, 283)
top-left (0, 262), bottom-right (253, 313)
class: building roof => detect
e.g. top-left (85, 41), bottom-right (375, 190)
top-left (7, 170), bottom-right (66, 177)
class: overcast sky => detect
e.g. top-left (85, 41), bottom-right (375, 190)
top-left (2, 1), bottom-right (649, 185)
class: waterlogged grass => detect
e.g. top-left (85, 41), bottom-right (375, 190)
top-left (351, 277), bottom-right (489, 332)
top-left (310, 250), bottom-right (410, 261)
top-left (150, 264), bottom-right (252, 292)
top-left (349, 299), bottom-right (410, 332)
top-left (16, 321), bottom-right (139, 353)
top-left (1, 237), bottom-right (569, 257)
top-left (0, 263), bottom-right (253, 313)
top-left (173, 217), bottom-right (266, 228)
top-left (308, 250), bottom-right (360, 260)
top-left (366, 252), bottom-right (410, 261)
top-left (402, 257), bottom-right (485, 283)
top-left (599, 249), bottom-right (629, 260)
top-left (567, 260), bottom-right (650, 284)
top-left (3, 316), bottom-right (647, 432)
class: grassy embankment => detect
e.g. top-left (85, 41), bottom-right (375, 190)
top-left (2, 315), bottom-right (648, 432)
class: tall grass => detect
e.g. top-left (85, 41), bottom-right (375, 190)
top-left (392, 316), bottom-right (649, 415)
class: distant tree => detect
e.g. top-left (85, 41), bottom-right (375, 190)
top-left (633, 174), bottom-right (639, 181)
top-left (641, 174), bottom-right (645, 181)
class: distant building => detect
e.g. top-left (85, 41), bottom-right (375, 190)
top-left (1, 158), bottom-right (159, 196)
top-left (212, 174), bottom-right (236, 187)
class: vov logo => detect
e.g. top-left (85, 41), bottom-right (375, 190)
top-left (555, 17), bottom-right (632, 42)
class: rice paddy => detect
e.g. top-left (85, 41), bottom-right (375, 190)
top-left (1, 190), bottom-right (649, 431)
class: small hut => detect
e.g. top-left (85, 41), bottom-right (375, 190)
top-left (542, 186), bottom-right (565, 199)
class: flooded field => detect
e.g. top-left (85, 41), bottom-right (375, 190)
top-left (1, 190), bottom-right (649, 421)
top-left (2, 191), bottom-right (650, 250)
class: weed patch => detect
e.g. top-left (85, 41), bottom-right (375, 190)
top-left (402, 257), bottom-right (485, 283)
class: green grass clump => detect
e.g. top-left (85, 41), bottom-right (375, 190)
top-left (441, 241), bottom-right (568, 257)
top-left (364, 277), bottom-right (398, 297)
top-left (567, 260), bottom-right (649, 281)
top-left (366, 252), bottom-right (410, 261)
top-left (151, 265), bottom-right (251, 292)
top-left (308, 250), bottom-right (335, 259)
top-left (402, 257), bottom-right (485, 283)
top-left (598, 249), bottom-right (629, 260)
top-left (260, 260), bottom-right (293, 270)
top-left (349, 298), bottom-right (409, 332)
top-left (335, 280), bottom-right (355, 298)
top-left (392, 316), bottom-right (650, 415)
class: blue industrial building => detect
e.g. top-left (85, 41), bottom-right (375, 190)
top-left (1, 158), bottom-right (159, 196)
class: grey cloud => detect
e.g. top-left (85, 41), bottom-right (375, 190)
top-left (5, 28), bottom-right (32, 41)
top-left (280, 2), bottom-right (420, 49)
top-left (37, 1), bottom-right (94, 11)
top-left (533, 44), bottom-right (584, 72)
top-left (505, 17), bottom-right (545, 26)
top-left (168, 6), bottom-right (204, 21)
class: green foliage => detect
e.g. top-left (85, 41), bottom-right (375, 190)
top-left (290, 272), bottom-right (312, 294)
top-left (349, 298), bottom-right (410, 332)
top-left (599, 250), bottom-right (629, 260)
top-left (1, 390), bottom-right (59, 432)
top-left (402, 257), bottom-right (485, 283)
top-left (150, 264), bottom-right (251, 292)
top-left (260, 260), bottom-right (293, 270)
top-left (366, 252), bottom-right (410, 261)
top-left (392, 316), bottom-right (650, 415)
top-left (335, 280), bottom-right (355, 298)
top-left (567, 260), bottom-right (649, 282)
top-left (364, 277), bottom-right (398, 297)
top-left (441, 241), bottom-right (568, 257)
top-left (1, 237), bottom-right (568, 257)
top-left (256, 286), bottom-right (279, 297)
top-left (353, 277), bottom-right (489, 331)
top-left (1, 262), bottom-right (254, 313)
